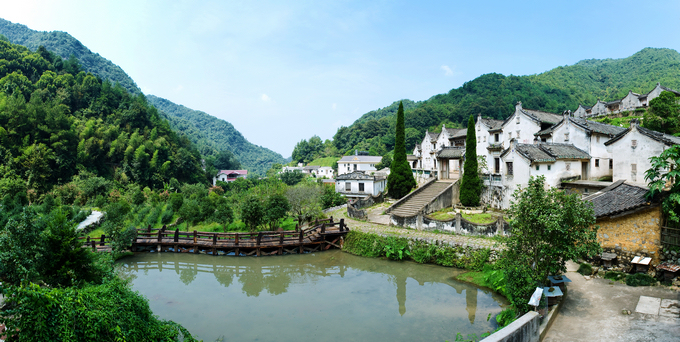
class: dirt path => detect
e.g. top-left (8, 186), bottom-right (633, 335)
top-left (543, 261), bottom-right (680, 342)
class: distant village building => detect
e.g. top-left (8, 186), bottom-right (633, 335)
top-left (574, 83), bottom-right (680, 118)
top-left (213, 170), bottom-right (248, 186)
top-left (302, 165), bottom-right (320, 175)
top-left (335, 171), bottom-right (386, 199)
top-left (317, 166), bottom-right (334, 178)
top-left (281, 166), bottom-right (304, 173)
top-left (604, 119), bottom-right (680, 185)
top-left (337, 152), bottom-right (382, 176)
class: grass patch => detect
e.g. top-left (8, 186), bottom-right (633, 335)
top-left (592, 115), bottom-right (643, 128)
top-left (461, 212), bottom-right (499, 224)
top-left (87, 227), bottom-right (105, 238)
top-left (307, 157), bottom-right (340, 167)
top-left (428, 207), bottom-right (456, 220)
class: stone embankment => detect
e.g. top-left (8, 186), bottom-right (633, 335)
top-left (332, 207), bottom-right (504, 252)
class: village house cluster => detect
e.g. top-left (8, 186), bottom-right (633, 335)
top-left (410, 84), bottom-right (680, 210)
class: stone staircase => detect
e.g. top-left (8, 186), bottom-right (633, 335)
top-left (389, 181), bottom-right (453, 217)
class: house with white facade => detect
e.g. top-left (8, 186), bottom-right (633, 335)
top-left (335, 171), bottom-right (386, 199)
top-left (493, 141), bottom-right (591, 209)
top-left (213, 170), bottom-right (248, 186)
top-left (302, 165), bottom-right (320, 175)
top-left (317, 166), bottom-right (334, 178)
top-left (604, 119), bottom-right (680, 185)
top-left (577, 83), bottom-right (680, 118)
top-left (412, 125), bottom-right (466, 180)
top-left (338, 153), bottom-right (382, 176)
top-left (534, 114), bottom-right (626, 180)
top-left (281, 166), bottom-right (303, 173)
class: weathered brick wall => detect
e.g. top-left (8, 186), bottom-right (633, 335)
top-left (596, 206), bottom-right (662, 264)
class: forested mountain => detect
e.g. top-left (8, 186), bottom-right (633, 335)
top-left (0, 39), bottom-right (206, 197)
top-left (0, 18), bottom-right (141, 94)
top-left (147, 95), bottom-right (287, 175)
top-left (328, 47), bottom-right (680, 156)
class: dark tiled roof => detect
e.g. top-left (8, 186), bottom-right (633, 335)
top-left (584, 180), bottom-right (652, 218)
top-left (605, 123), bottom-right (680, 146)
top-left (444, 127), bottom-right (467, 138)
top-left (501, 143), bottom-right (590, 162)
top-left (578, 104), bottom-right (592, 110)
top-left (336, 171), bottom-right (379, 181)
top-left (427, 132), bottom-right (439, 141)
top-left (660, 85), bottom-right (680, 96)
top-left (338, 155), bottom-right (383, 163)
top-left (303, 165), bottom-right (320, 170)
top-left (437, 146), bottom-right (465, 158)
top-left (521, 108), bottom-right (563, 124)
top-left (407, 154), bottom-right (418, 161)
top-left (481, 118), bottom-right (504, 130)
top-left (535, 117), bottom-right (626, 137)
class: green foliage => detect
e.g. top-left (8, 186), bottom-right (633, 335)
top-left (178, 199), bottom-right (201, 229)
top-left (279, 169), bottom-right (305, 186)
top-left (577, 262), bottom-right (593, 276)
top-left (264, 193), bottom-right (290, 230)
top-left (320, 185), bottom-right (346, 209)
top-left (460, 115), bottom-right (481, 206)
top-left (169, 192), bottom-right (184, 212)
top-left (645, 145), bottom-right (680, 224)
top-left (495, 308), bottom-right (516, 328)
top-left (604, 271), bottom-right (627, 281)
top-left (625, 273), bottom-right (656, 287)
top-left (643, 91), bottom-right (680, 134)
top-left (285, 182), bottom-right (323, 224)
top-left (160, 207), bottom-right (174, 224)
top-left (147, 95), bottom-right (286, 176)
top-left (383, 238), bottom-right (411, 260)
top-left (482, 264), bottom-right (508, 297)
top-left (240, 195), bottom-right (264, 232)
top-left (387, 101), bottom-right (416, 199)
top-left (0, 278), bottom-right (197, 341)
top-left (505, 176), bottom-right (600, 313)
top-left (213, 149), bottom-right (242, 170)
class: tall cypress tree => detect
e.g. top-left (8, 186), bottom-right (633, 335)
top-left (387, 101), bottom-right (416, 198)
top-left (460, 115), bottom-right (481, 206)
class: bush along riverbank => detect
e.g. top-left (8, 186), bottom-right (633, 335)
top-left (342, 230), bottom-right (500, 271)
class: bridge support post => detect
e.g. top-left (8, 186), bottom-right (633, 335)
top-left (100, 234), bottom-right (106, 246)
top-left (91, 240), bottom-right (96, 252)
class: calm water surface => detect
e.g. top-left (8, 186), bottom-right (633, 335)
top-left (118, 250), bottom-right (506, 342)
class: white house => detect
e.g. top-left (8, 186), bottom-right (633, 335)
top-left (302, 165), bottom-right (320, 175)
top-left (494, 141), bottom-right (591, 209)
top-left (605, 119), bottom-right (680, 185)
top-left (317, 166), bottom-right (334, 178)
top-left (337, 154), bottom-right (382, 176)
top-left (534, 114), bottom-right (626, 180)
top-left (335, 171), bottom-right (386, 199)
top-left (213, 170), bottom-right (248, 186)
top-left (582, 83), bottom-right (680, 118)
top-left (281, 166), bottom-right (303, 173)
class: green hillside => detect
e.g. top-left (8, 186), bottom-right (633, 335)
top-left (328, 47), bottom-right (680, 156)
top-left (0, 18), bottom-right (141, 94)
top-left (147, 95), bottom-right (287, 175)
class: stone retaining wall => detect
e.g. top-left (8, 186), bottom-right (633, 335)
top-left (391, 212), bottom-right (510, 237)
top-left (347, 192), bottom-right (385, 219)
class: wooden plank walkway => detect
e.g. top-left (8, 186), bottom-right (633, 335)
top-left (80, 217), bottom-right (350, 256)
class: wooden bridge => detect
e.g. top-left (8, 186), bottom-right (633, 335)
top-left (80, 217), bottom-right (349, 256)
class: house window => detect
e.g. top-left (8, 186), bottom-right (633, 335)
top-left (477, 137), bottom-right (480, 143)
top-left (359, 183), bottom-right (365, 192)
top-left (516, 117), bottom-right (520, 124)
top-left (565, 132), bottom-right (569, 142)
top-left (609, 159), bottom-right (613, 170)
top-left (516, 130), bottom-right (520, 139)
top-left (566, 163), bottom-right (571, 171)
top-left (508, 132), bottom-right (511, 140)
top-left (345, 182), bottom-right (351, 191)
top-left (632, 164), bottom-right (637, 173)
top-left (483, 136), bottom-right (486, 142)
top-left (353, 164), bottom-right (357, 171)
top-left (536, 165), bottom-right (540, 171)
top-left (595, 159), bottom-right (600, 167)
top-left (632, 140), bottom-right (638, 149)
top-left (494, 158), bottom-right (500, 173)
top-left (548, 165), bottom-right (551, 171)
top-left (495, 133), bottom-right (499, 142)
top-left (506, 162), bottom-right (513, 176)
top-left (596, 136), bottom-right (600, 143)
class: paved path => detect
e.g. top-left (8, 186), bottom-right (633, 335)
top-left (543, 261), bottom-right (680, 342)
top-left (330, 207), bottom-right (503, 250)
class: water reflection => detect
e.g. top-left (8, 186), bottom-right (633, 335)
top-left (119, 251), bottom-right (505, 342)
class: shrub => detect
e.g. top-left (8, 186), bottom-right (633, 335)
top-left (604, 271), bottom-right (627, 281)
top-left (626, 273), bottom-right (655, 287)
top-left (577, 262), bottom-right (593, 276)
top-left (169, 193), bottom-right (184, 212)
top-left (160, 208), bottom-right (174, 224)
top-left (495, 307), bottom-right (516, 328)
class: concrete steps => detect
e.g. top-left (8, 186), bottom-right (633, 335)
top-left (390, 181), bottom-right (452, 217)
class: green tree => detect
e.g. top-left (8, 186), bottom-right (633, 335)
top-left (644, 91), bottom-right (680, 135)
top-left (179, 199), bottom-right (201, 230)
top-left (285, 183), bottom-right (323, 225)
top-left (505, 176), bottom-right (600, 312)
top-left (213, 149), bottom-right (242, 170)
top-left (264, 194), bottom-right (290, 230)
top-left (645, 144), bottom-right (680, 223)
top-left (387, 101), bottom-right (416, 198)
top-left (279, 170), bottom-right (304, 186)
top-left (169, 192), bottom-right (184, 212)
top-left (460, 115), bottom-right (481, 206)
top-left (241, 195), bottom-right (264, 232)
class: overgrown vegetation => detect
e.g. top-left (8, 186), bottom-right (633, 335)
top-left (577, 262), bottom-right (593, 276)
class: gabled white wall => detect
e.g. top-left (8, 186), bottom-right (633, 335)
top-left (606, 126), bottom-right (669, 185)
top-left (501, 105), bottom-right (544, 144)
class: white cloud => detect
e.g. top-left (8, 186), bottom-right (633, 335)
top-left (441, 65), bottom-right (454, 76)
top-left (174, 85), bottom-right (184, 92)
top-left (332, 103), bottom-right (337, 110)
top-left (261, 94), bottom-right (271, 102)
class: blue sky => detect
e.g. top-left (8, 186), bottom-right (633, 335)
top-left (2, 0), bottom-right (680, 157)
